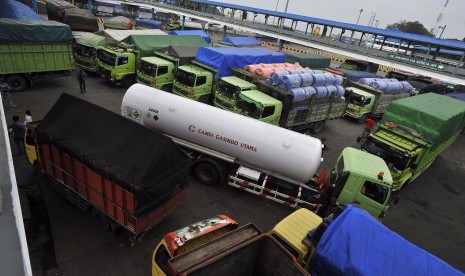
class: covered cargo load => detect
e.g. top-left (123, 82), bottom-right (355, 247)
top-left (382, 93), bottom-right (465, 145)
top-left (135, 19), bottom-right (162, 30)
top-left (222, 36), bottom-right (261, 47)
top-left (169, 30), bottom-right (211, 43)
top-left (62, 8), bottom-right (98, 32)
top-left (284, 52), bottom-right (331, 69)
top-left (0, 0), bottom-right (44, 20)
top-left (309, 205), bottom-right (463, 276)
top-left (195, 47), bottom-right (285, 78)
top-left (36, 93), bottom-right (191, 216)
top-left (77, 33), bottom-right (106, 48)
top-left (46, 0), bottom-right (75, 22)
top-left (122, 35), bottom-right (208, 57)
top-left (158, 45), bottom-right (201, 65)
top-left (104, 16), bottom-right (134, 30)
top-left (0, 18), bottom-right (73, 43)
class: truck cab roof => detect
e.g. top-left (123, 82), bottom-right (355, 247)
top-left (221, 76), bottom-right (256, 90)
top-left (179, 64), bottom-right (212, 76)
top-left (343, 147), bottom-right (393, 185)
top-left (140, 56), bottom-right (173, 66)
top-left (241, 90), bottom-right (282, 106)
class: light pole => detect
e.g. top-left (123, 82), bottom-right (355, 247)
top-left (375, 20), bottom-right (379, 28)
top-left (356, 8), bottom-right (363, 24)
top-left (273, 0), bottom-right (280, 26)
top-left (438, 25), bottom-right (447, 39)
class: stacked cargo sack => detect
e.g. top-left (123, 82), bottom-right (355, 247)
top-left (244, 63), bottom-right (304, 79)
top-left (357, 78), bottom-right (414, 95)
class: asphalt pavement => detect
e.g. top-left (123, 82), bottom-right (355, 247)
top-left (5, 70), bottom-right (465, 275)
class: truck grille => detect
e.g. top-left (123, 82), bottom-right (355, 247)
top-left (173, 87), bottom-right (189, 96)
top-left (76, 59), bottom-right (94, 67)
top-left (98, 67), bottom-right (111, 79)
top-left (214, 97), bottom-right (233, 109)
top-left (346, 107), bottom-right (356, 113)
top-left (137, 77), bottom-right (152, 86)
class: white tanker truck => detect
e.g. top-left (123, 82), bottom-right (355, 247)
top-left (122, 84), bottom-right (394, 217)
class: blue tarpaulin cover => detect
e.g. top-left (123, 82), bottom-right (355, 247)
top-left (195, 47), bottom-right (285, 78)
top-left (446, 92), bottom-right (465, 102)
top-left (0, 0), bottom-right (44, 20)
top-left (136, 19), bottom-right (162, 30)
top-left (169, 30), bottom-right (211, 43)
top-left (222, 36), bottom-right (261, 47)
top-left (310, 205), bottom-right (464, 276)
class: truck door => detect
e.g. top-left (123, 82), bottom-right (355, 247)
top-left (157, 65), bottom-right (170, 86)
top-left (115, 55), bottom-right (134, 78)
top-left (353, 180), bottom-right (388, 217)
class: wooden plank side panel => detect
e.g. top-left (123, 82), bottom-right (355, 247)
top-left (50, 145), bottom-right (64, 182)
top-left (62, 153), bottom-right (77, 190)
top-left (86, 168), bottom-right (105, 210)
top-left (38, 144), bottom-right (54, 176)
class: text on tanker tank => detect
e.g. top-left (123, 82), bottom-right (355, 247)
top-left (190, 125), bottom-right (257, 152)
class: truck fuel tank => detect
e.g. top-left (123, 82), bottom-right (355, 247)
top-left (122, 84), bottom-right (322, 183)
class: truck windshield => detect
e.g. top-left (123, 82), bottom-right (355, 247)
top-left (175, 69), bottom-right (196, 87)
top-left (98, 50), bottom-right (116, 66)
top-left (139, 60), bottom-right (158, 77)
top-left (75, 44), bottom-right (96, 58)
top-left (362, 137), bottom-right (410, 171)
top-left (348, 92), bottom-right (368, 107)
top-left (217, 80), bottom-right (240, 98)
top-left (236, 99), bottom-right (262, 119)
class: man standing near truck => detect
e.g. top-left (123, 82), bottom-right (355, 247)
top-left (1, 78), bottom-right (16, 109)
top-left (359, 116), bottom-right (375, 143)
top-left (8, 115), bottom-right (25, 155)
top-left (77, 68), bottom-right (87, 93)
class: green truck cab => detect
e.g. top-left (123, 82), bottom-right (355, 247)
top-left (137, 46), bottom-right (200, 92)
top-left (75, 33), bottom-right (107, 72)
top-left (362, 93), bottom-right (465, 191)
top-left (234, 90), bottom-right (283, 125)
top-left (173, 60), bottom-right (218, 103)
top-left (345, 82), bottom-right (410, 123)
top-left (97, 44), bottom-right (137, 87)
top-left (213, 76), bottom-right (257, 110)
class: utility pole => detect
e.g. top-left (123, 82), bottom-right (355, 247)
top-left (277, 0), bottom-right (290, 50)
top-left (438, 25), bottom-right (447, 38)
top-left (356, 8), bottom-right (363, 24)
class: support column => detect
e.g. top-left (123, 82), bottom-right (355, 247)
top-left (181, 15), bottom-right (185, 30)
top-left (279, 39), bottom-right (284, 50)
top-left (223, 25), bottom-right (227, 38)
top-left (88, 0), bottom-right (93, 12)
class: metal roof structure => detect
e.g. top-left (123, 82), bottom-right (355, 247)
top-left (191, 0), bottom-right (465, 51)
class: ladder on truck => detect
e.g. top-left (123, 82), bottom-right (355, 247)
top-left (228, 165), bottom-right (325, 211)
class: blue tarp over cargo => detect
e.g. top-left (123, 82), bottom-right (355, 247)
top-left (136, 19), bottom-right (162, 30)
top-left (169, 30), bottom-right (211, 43)
top-left (195, 47), bottom-right (285, 78)
top-left (222, 36), bottom-right (261, 47)
top-left (309, 205), bottom-right (463, 276)
top-left (0, 0), bottom-right (44, 20)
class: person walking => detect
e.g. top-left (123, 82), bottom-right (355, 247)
top-left (359, 116), bottom-right (375, 143)
top-left (0, 78), bottom-right (16, 109)
top-left (24, 109), bottom-right (32, 125)
top-left (77, 68), bottom-right (87, 93)
top-left (8, 115), bottom-right (25, 155)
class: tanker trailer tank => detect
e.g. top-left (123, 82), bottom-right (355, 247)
top-left (122, 84), bottom-right (323, 187)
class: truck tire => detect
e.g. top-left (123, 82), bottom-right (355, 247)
top-left (7, 75), bottom-right (29, 92)
top-left (90, 208), bottom-right (110, 231)
top-left (358, 113), bottom-right (368, 124)
top-left (121, 76), bottom-right (135, 88)
top-left (194, 160), bottom-right (221, 186)
top-left (161, 84), bottom-right (173, 93)
top-left (310, 122), bottom-right (324, 134)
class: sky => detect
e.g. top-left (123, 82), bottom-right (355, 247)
top-left (215, 0), bottom-right (465, 40)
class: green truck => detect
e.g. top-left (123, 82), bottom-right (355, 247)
top-left (0, 19), bottom-right (75, 92)
top-left (137, 45), bottom-right (200, 92)
top-left (362, 93), bottom-right (465, 191)
top-left (344, 82), bottom-right (410, 123)
top-left (75, 33), bottom-right (107, 72)
top-left (97, 35), bottom-right (207, 87)
top-left (231, 67), bottom-right (347, 134)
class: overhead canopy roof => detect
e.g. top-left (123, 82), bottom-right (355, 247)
top-left (98, 29), bottom-right (166, 41)
top-left (191, 0), bottom-right (465, 51)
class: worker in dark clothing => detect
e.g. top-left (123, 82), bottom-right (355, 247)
top-left (360, 116), bottom-right (375, 142)
top-left (77, 68), bottom-right (87, 93)
top-left (8, 115), bottom-right (25, 155)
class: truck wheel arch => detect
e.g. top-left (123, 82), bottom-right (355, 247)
top-left (90, 207), bottom-right (111, 231)
top-left (192, 158), bottom-right (225, 185)
top-left (6, 74), bottom-right (30, 92)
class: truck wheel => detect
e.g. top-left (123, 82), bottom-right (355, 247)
top-left (198, 95), bottom-right (210, 105)
top-left (90, 208), bottom-right (110, 231)
top-left (358, 113), bottom-right (368, 124)
top-left (194, 161), bottom-right (220, 186)
top-left (310, 122), bottom-right (324, 134)
top-left (7, 75), bottom-right (28, 92)
top-left (121, 77), bottom-right (135, 88)
top-left (161, 84), bottom-right (173, 93)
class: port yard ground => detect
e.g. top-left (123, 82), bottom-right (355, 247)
top-left (5, 70), bottom-right (464, 275)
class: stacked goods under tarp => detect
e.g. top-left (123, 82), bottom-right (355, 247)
top-left (135, 19), bottom-right (162, 30)
top-left (244, 63), bottom-right (304, 79)
top-left (98, 29), bottom-right (167, 42)
top-left (169, 30), bottom-right (211, 43)
top-left (62, 8), bottom-right (98, 32)
top-left (195, 47), bottom-right (285, 78)
top-left (104, 16), bottom-right (135, 30)
top-left (222, 36), bottom-right (261, 47)
top-left (357, 78), bottom-right (413, 95)
top-left (122, 35), bottom-right (208, 57)
top-left (46, 0), bottom-right (75, 22)
top-left (310, 205), bottom-right (463, 276)
top-left (325, 67), bottom-right (380, 87)
top-left (0, 0), bottom-right (44, 20)
top-left (382, 93), bottom-right (465, 145)
top-left (159, 45), bottom-right (202, 66)
top-left (35, 93), bottom-right (191, 232)
top-left (77, 33), bottom-right (106, 48)
top-left (284, 52), bottom-right (331, 69)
